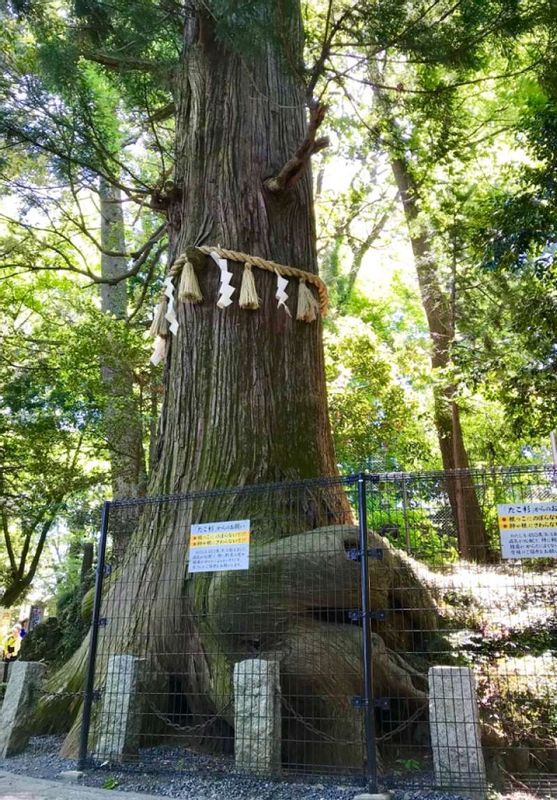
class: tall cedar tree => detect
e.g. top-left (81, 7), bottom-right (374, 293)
top-left (34, 1), bottom-right (435, 765)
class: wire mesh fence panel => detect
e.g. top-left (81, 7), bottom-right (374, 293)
top-left (86, 478), bottom-right (367, 779)
top-left (77, 465), bottom-right (557, 797)
top-left (367, 466), bottom-right (557, 797)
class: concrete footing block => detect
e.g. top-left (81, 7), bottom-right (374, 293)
top-left (353, 793), bottom-right (392, 800)
top-left (429, 666), bottom-right (487, 800)
top-left (233, 658), bottom-right (281, 773)
top-left (59, 770), bottom-right (85, 782)
top-left (94, 655), bottom-right (141, 762)
top-left (0, 661), bottom-right (46, 757)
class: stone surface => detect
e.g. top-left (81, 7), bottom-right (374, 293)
top-left (59, 770), bottom-right (85, 782)
top-left (429, 666), bottom-right (487, 800)
top-left (353, 793), bottom-right (392, 800)
top-left (0, 769), bottom-right (165, 799)
top-left (233, 658), bottom-right (281, 773)
top-left (0, 661), bottom-right (46, 758)
top-left (94, 655), bottom-right (141, 762)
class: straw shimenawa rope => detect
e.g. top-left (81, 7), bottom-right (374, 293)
top-left (170, 245), bottom-right (328, 316)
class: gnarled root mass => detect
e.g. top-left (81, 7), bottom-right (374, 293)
top-left (38, 523), bottom-right (437, 767)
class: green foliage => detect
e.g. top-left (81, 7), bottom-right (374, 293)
top-left (326, 317), bottom-right (434, 473)
top-left (450, 99), bottom-right (557, 440)
top-left (19, 587), bottom-right (89, 665)
top-left (20, 532), bottom-right (95, 664)
top-left (476, 101), bottom-right (557, 275)
top-left (393, 757), bottom-right (422, 775)
top-left (56, 584), bottom-right (91, 659)
top-left (354, 0), bottom-right (524, 72)
top-left (19, 618), bottom-right (61, 664)
top-left (367, 504), bottom-right (458, 565)
top-left (0, 1), bottom-right (161, 605)
top-left (478, 668), bottom-right (557, 751)
top-left (0, 269), bottom-right (113, 606)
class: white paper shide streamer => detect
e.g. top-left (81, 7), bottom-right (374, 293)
top-left (150, 335), bottom-right (167, 366)
top-left (163, 276), bottom-right (179, 335)
top-left (148, 245), bottom-right (326, 367)
top-left (149, 277), bottom-right (179, 366)
top-left (211, 251), bottom-right (235, 308)
top-left (275, 272), bottom-right (291, 317)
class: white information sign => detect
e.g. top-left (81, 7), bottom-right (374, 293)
top-left (498, 502), bottom-right (557, 559)
top-left (188, 519), bottom-right (250, 573)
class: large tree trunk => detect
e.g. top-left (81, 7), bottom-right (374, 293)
top-left (40, 4), bottom-right (437, 769)
top-left (99, 178), bottom-right (147, 558)
top-left (154, 15), bottom-right (338, 494)
top-left (389, 155), bottom-right (489, 562)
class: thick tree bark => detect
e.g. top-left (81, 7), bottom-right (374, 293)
top-left (390, 155), bottom-right (489, 561)
top-left (155, 15), bottom-right (339, 495)
top-left (99, 178), bottom-right (147, 558)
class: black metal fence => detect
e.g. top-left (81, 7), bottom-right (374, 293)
top-left (78, 466), bottom-right (557, 797)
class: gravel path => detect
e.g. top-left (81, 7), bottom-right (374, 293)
top-left (0, 736), bottom-right (476, 800)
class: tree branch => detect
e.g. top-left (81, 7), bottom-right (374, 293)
top-left (13, 510), bottom-right (61, 601)
top-left (0, 214), bottom-right (167, 286)
top-left (305, 7), bottom-right (355, 101)
top-left (127, 243), bottom-right (167, 323)
top-left (82, 50), bottom-right (164, 73)
top-left (340, 209), bottom-right (391, 307)
top-left (149, 102), bottom-right (176, 123)
top-left (264, 103), bottom-right (329, 194)
top-left (0, 503), bottom-right (18, 574)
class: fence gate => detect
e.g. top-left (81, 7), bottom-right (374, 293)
top-left (79, 466), bottom-right (557, 797)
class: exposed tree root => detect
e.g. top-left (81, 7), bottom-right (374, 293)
top-left (42, 523), bottom-right (437, 767)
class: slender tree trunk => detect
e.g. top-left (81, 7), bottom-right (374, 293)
top-left (390, 156), bottom-right (489, 561)
top-left (99, 178), bottom-right (147, 559)
top-left (367, 68), bottom-right (488, 560)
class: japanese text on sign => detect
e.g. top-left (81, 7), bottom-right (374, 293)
top-left (498, 502), bottom-right (557, 559)
top-left (188, 519), bottom-right (250, 573)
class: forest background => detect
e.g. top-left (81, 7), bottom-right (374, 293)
top-left (0, 0), bottom-right (556, 626)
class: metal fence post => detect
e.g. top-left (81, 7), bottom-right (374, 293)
top-left (358, 473), bottom-right (379, 794)
top-left (78, 500), bottom-right (111, 771)
top-left (401, 473), bottom-right (411, 552)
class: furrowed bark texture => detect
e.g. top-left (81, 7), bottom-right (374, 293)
top-left (156, 15), bottom-right (338, 495)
